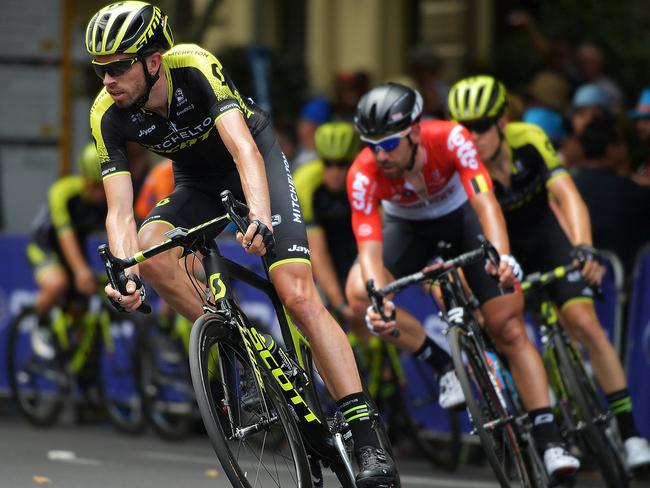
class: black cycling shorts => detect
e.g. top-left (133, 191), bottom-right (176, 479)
top-left (382, 201), bottom-right (505, 305)
top-left (140, 124), bottom-right (310, 269)
top-left (510, 210), bottom-right (593, 308)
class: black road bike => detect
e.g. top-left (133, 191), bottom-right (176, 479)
top-left (367, 236), bottom-right (550, 487)
top-left (522, 263), bottom-right (629, 488)
top-left (98, 190), bottom-right (398, 488)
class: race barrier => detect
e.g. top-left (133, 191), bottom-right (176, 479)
top-left (625, 245), bottom-right (650, 439)
top-left (0, 234), bottom-right (642, 437)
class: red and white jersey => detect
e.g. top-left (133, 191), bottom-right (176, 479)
top-left (347, 120), bottom-right (492, 243)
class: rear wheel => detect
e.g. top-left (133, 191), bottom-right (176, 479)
top-left (449, 325), bottom-right (532, 487)
top-left (553, 333), bottom-right (628, 488)
top-left (189, 313), bottom-right (311, 487)
top-left (6, 307), bottom-right (66, 426)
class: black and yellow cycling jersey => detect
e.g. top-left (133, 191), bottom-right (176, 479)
top-left (494, 122), bottom-right (568, 231)
top-left (90, 44), bottom-right (270, 191)
top-left (28, 175), bottom-right (107, 275)
top-left (495, 122), bottom-right (593, 305)
top-left (294, 160), bottom-right (357, 284)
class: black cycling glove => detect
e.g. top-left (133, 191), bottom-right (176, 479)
top-left (251, 219), bottom-right (276, 255)
top-left (571, 244), bottom-right (601, 264)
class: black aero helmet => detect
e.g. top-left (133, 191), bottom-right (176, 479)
top-left (354, 83), bottom-right (423, 138)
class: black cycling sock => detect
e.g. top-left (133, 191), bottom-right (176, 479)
top-left (337, 392), bottom-right (380, 455)
top-left (412, 336), bottom-right (453, 376)
top-left (606, 388), bottom-right (639, 440)
top-left (529, 407), bottom-right (563, 450)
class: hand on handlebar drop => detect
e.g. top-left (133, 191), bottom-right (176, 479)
top-left (365, 300), bottom-right (397, 337)
top-left (105, 279), bottom-right (143, 313)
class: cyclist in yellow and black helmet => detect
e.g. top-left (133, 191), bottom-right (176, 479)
top-left (86, 1), bottom-right (174, 109)
top-left (449, 74), bottom-right (650, 471)
top-left (26, 143), bottom-right (108, 355)
top-left (447, 75), bottom-right (508, 161)
top-left (86, 2), bottom-right (397, 482)
top-left (294, 122), bottom-right (361, 332)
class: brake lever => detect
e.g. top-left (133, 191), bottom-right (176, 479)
top-left (97, 244), bottom-right (151, 314)
top-left (220, 190), bottom-right (250, 234)
top-left (366, 279), bottom-right (400, 338)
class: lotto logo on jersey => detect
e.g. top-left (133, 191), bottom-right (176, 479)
top-left (351, 172), bottom-right (373, 215)
top-left (447, 125), bottom-right (479, 170)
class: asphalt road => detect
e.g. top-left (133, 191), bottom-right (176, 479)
top-left (0, 408), bottom-right (648, 488)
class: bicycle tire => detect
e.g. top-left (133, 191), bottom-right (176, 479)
top-left (449, 325), bottom-right (532, 487)
top-left (385, 357), bottom-right (461, 471)
top-left (189, 313), bottom-right (312, 487)
top-left (552, 332), bottom-right (628, 488)
top-left (6, 307), bottom-right (66, 426)
top-left (98, 312), bottom-right (146, 434)
top-left (138, 320), bottom-right (195, 440)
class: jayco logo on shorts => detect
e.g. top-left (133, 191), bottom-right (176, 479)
top-left (447, 125), bottom-right (479, 170)
top-left (287, 245), bottom-right (310, 255)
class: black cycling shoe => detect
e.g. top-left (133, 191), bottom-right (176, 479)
top-left (241, 372), bottom-right (262, 413)
top-left (355, 446), bottom-right (396, 488)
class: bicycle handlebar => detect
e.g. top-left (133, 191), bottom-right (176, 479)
top-left (366, 235), bottom-right (500, 333)
top-left (97, 190), bottom-right (250, 315)
top-left (520, 260), bottom-right (604, 301)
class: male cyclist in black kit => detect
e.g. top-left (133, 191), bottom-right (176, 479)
top-left (86, 2), bottom-right (395, 484)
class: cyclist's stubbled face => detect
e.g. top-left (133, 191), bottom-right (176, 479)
top-left (95, 54), bottom-right (149, 109)
top-left (469, 123), bottom-right (501, 162)
top-left (372, 126), bottom-right (419, 178)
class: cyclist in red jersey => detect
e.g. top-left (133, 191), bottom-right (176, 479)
top-left (345, 83), bottom-right (580, 477)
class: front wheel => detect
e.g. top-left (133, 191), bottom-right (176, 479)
top-left (189, 313), bottom-right (312, 487)
top-left (552, 333), bottom-right (628, 488)
top-left (449, 325), bottom-right (532, 487)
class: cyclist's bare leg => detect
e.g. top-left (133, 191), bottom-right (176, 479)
top-left (34, 266), bottom-right (69, 316)
top-left (137, 223), bottom-right (204, 321)
top-left (270, 261), bottom-right (362, 399)
top-left (345, 261), bottom-right (427, 351)
top-left (481, 292), bottom-right (550, 410)
top-left (560, 301), bottom-right (626, 393)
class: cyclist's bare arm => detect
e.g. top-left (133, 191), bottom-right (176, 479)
top-left (216, 111), bottom-right (272, 255)
top-left (358, 240), bottom-right (398, 330)
top-left (104, 173), bottom-right (142, 309)
top-left (308, 228), bottom-right (347, 310)
top-left (547, 174), bottom-right (593, 246)
top-left (469, 191), bottom-right (516, 286)
top-left (547, 174), bottom-right (603, 284)
top-left (57, 229), bottom-right (96, 295)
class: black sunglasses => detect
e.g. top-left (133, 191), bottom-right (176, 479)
top-left (92, 56), bottom-right (139, 79)
top-left (461, 118), bottom-right (497, 134)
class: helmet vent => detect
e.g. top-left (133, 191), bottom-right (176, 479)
top-left (123, 13), bottom-right (145, 45)
top-left (106, 12), bottom-right (130, 51)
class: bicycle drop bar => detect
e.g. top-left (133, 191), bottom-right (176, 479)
top-left (369, 235), bottom-right (499, 299)
top-left (97, 244), bottom-right (152, 314)
top-left (521, 262), bottom-right (604, 301)
top-left (96, 190), bottom-right (251, 315)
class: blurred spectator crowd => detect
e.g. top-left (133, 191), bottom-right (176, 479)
top-left (273, 8), bottom-right (650, 283)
